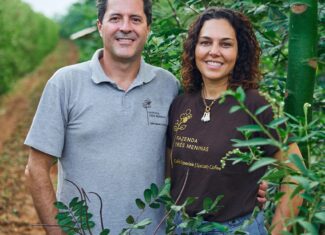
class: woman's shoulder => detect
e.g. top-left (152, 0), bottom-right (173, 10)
top-left (243, 89), bottom-right (273, 114)
top-left (172, 92), bottom-right (199, 105)
top-left (245, 89), bottom-right (269, 104)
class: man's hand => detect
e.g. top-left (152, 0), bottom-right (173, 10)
top-left (257, 181), bottom-right (268, 209)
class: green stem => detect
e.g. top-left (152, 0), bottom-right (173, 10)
top-left (167, 0), bottom-right (182, 28)
top-left (240, 103), bottom-right (282, 148)
top-left (304, 104), bottom-right (311, 168)
top-left (153, 168), bottom-right (190, 235)
top-left (308, 193), bottom-right (320, 223)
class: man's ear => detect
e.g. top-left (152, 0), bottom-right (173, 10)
top-left (97, 19), bottom-right (102, 37)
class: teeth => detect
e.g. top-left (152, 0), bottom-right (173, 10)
top-left (206, 61), bottom-right (222, 66)
top-left (117, 38), bottom-right (133, 42)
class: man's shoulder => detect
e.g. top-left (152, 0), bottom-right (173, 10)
top-left (144, 63), bottom-right (180, 94)
top-left (56, 60), bottom-right (91, 77)
top-left (145, 63), bottom-right (177, 81)
top-left (48, 60), bottom-right (92, 85)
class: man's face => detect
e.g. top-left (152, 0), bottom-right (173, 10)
top-left (97, 0), bottom-right (150, 62)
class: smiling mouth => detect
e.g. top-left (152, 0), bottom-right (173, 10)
top-left (206, 61), bottom-right (223, 67)
top-left (116, 38), bottom-right (135, 42)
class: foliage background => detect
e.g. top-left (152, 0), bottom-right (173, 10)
top-left (59, 0), bottom-right (324, 108)
top-left (0, 0), bottom-right (59, 95)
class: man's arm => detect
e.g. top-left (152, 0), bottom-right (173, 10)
top-left (271, 143), bottom-right (304, 234)
top-left (165, 148), bottom-right (172, 178)
top-left (25, 148), bottom-right (64, 235)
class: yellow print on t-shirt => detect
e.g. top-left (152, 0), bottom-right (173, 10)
top-left (173, 109), bottom-right (192, 132)
top-left (174, 135), bottom-right (209, 152)
top-left (174, 158), bottom-right (222, 171)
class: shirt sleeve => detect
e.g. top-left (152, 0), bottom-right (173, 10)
top-left (24, 76), bottom-right (68, 158)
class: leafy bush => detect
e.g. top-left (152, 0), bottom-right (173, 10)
top-left (0, 0), bottom-right (59, 95)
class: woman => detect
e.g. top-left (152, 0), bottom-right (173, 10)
top-left (166, 8), bottom-right (303, 234)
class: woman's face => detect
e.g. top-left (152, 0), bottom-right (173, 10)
top-left (195, 19), bottom-right (238, 85)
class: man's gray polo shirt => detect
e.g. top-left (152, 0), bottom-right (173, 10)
top-left (25, 49), bottom-right (179, 234)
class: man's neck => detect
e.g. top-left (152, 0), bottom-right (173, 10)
top-left (100, 53), bottom-right (141, 91)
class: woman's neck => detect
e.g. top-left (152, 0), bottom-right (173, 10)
top-left (201, 80), bottom-right (228, 100)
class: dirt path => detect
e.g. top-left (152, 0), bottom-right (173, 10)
top-left (0, 40), bottom-right (79, 235)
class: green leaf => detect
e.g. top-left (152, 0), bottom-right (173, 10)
top-left (135, 198), bottom-right (145, 209)
top-left (54, 201), bottom-right (68, 210)
top-left (55, 212), bottom-right (70, 220)
top-left (254, 4), bottom-right (268, 14)
top-left (197, 222), bottom-right (228, 233)
top-left (273, 192), bottom-right (285, 202)
top-left (236, 86), bottom-right (246, 103)
top-left (237, 125), bottom-right (263, 132)
top-left (203, 197), bottom-right (213, 210)
top-left (315, 212), bottom-right (325, 222)
top-left (126, 215), bottom-right (135, 224)
top-left (289, 154), bottom-right (308, 175)
top-left (289, 184), bottom-right (304, 199)
top-left (232, 138), bottom-right (274, 147)
top-left (81, 221), bottom-right (95, 229)
top-left (182, 196), bottom-right (196, 207)
top-left (149, 202), bottom-right (160, 209)
top-left (58, 217), bottom-right (73, 226)
top-left (71, 200), bottom-right (85, 212)
top-left (150, 183), bottom-right (159, 198)
top-left (262, 168), bottom-right (286, 182)
top-left (290, 176), bottom-right (310, 190)
top-left (170, 205), bottom-right (183, 212)
top-left (249, 158), bottom-right (277, 172)
top-left (100, 229), bottom-right (110, 235)
top-left (144, 189), bottom-right (152, 203)
top-left (267, 117), bottom-right (288, 128)
top-left (158, 178), bottom-right (171, 197)
top-left (156, 195), bottom-right (173, 204)
top-left (300, 192), bottom-right (314, 203)
top-left (297, 221), bottom-right (318, 235)
top-left (229, 105), bottom-right (242, 113)
top-left (69, 197), bottom-right (79, 208)
top-left (255, 104), bottom-right (271, 115)
top-left (132, 218), bottom-right (152, 229)
top-left (209, 195), bottom-right (224, 212)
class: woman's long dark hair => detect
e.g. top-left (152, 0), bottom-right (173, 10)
top-left (182, 8), bottom-right (262, 93)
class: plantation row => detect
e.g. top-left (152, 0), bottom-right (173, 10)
top-left (0, 0), bottom-right (59, 95)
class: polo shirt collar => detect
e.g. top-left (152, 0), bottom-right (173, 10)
top-left (90, 49), bottom-right (156, 87)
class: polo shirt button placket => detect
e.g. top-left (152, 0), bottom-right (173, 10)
top-left (121, 93), bottom-right (130, 113)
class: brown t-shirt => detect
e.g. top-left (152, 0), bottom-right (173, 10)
top-left (166, 89), bottom-right (279, 222)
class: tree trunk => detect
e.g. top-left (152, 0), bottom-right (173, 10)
top-left (285, 0), bottom-right (318, 118)
top-left (285, 0), bottom-right (318, 166)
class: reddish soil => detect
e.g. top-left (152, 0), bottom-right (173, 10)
top-left (0, 40), bottom-right (79, 235)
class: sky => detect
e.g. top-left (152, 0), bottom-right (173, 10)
top-left (21, 0), bottom-right (80, 18)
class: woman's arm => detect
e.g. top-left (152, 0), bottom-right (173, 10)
top-left (271, 143), bottom-right (304, 234)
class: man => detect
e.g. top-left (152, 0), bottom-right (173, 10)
top-left (25, 0), bottom-right (267, 234)
top-left (25, 0), bottom-right (178, 234)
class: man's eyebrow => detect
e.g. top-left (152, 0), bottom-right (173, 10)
top-left (107, 13), bottom-right (143, 18)
top-left (107, 13), bottom-right (121, 17)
